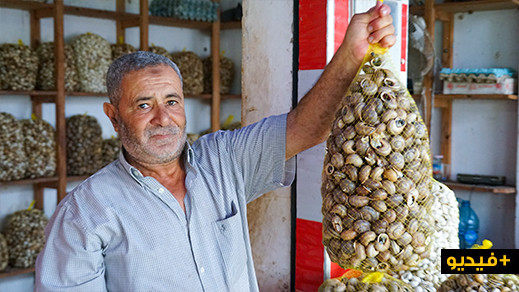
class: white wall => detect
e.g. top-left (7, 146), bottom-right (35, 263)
top-left (0, 1), bottom-right (242, 290)
top-left (430, 9), bottom-right (519, 248)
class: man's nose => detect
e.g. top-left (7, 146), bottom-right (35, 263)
top-left (151, 105), bottom-right (171, 126)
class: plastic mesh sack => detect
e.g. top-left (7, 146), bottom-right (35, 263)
top-left (66, 114), bottom-right (103, 176)
top-left (321, 45), bottom-right (435, 273)
top-left (111, 43), bottom-right (138, 61)
top-left (0, 112), bottom-right (28, 181)
top-left (36, 42), bottom-right (79, 92)
top-left (71, 33), bottom-right (112, 93)
top-left (0, 43), bottom-right (38, 91)
top-left (170, 51), bottom-right (204, 95)
top-left (319, 270), bottom-right (413, 292)
top-left (21, 117), bottom-right (57, 178)
top-left (203, 55), bottom-right (235, 94)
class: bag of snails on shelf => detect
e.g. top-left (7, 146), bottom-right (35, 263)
top-left (319, 269), bottom-right (413, 292)
top-left (321, 44), bottom-right (436, 273)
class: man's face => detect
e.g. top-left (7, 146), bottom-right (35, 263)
top-left (105, 65), bottom-right (187, 165)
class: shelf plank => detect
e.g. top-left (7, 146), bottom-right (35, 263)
top-left (221, 21), bottom-right (241, 30)
top-left (149, 15), bottom-right (212, 29)
top-left (0, 90), bottom-right (56, 96)
top-left (435, 0), bottom-right (519, 13)
top-left (63, 5), bottom-right (139, 21)
top-left (0, 267), bottom-right (35, 279)
top-left (443, 181), bottom-right (516, 194)
top-left (0, 175), bottom-right (89, 188)
top-left (0, 0), bottom-right (53, 11)
top-left (435, 94), bottom-right (518, 100)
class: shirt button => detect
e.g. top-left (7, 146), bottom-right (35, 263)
top-left (158, 188), bottom-right (165, 193)
top-left (220, 224), bottom-right (226, 232)
top-left (200, 267), bottom-right (205, 273)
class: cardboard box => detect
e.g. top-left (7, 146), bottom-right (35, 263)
top-left (443, 78), bottom-right (517, 95)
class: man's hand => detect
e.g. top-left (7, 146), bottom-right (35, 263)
top-left (285, 2), bottom-right (396, 160)
top-left (338, 1), bottom-right (396, 73)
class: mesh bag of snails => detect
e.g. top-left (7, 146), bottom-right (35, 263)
top-left (321, 44), bottom-right (436, 273)
top-left (0, 42), bottom-right (39, 91)
top-left (438, 274), bottom-right (519, 292)
top-left (170, 51), bottom-right (204, 95)
top-left (318, 269), bottom-right (413, 292)
top-left (36, 42), bottom-right (80, 92)
top-left (71, 33), bottom-right (112, 93)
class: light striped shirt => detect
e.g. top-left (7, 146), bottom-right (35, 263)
top-left (35, 114), bottom-right (295, 292)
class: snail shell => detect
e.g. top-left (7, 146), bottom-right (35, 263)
top-left (402, 122), bottom-right (416, 138)
top-left (342, 165), bottom-right (358, 182)
top-left (332, 171), bottom-right (346, 182)
top-left (345, 154), bottom-right (363, 168)
top-left (331, 204), bottom-right (348, 217)
top-left (365, 148), bottom-right (377, 166)
top-left (340, 229), bottom-right (357, 241)
top-left (331, 215), bottom-right (343, 233)
top-left (355, 122), bottom-right (375, 136)
top-left (361, 105), bottom-right (378, 125)
top-left (387, 118), bottom-right (406, 135)
top-left (396, 177), bottom-right (414, 193)
top-left (331, 153), bottom-right (345, 169)
top-left (332, 188), bottom-right (348, 205)
top-left (343, 125), bottom-right (356, 139)
top-left (324, 163), bottom-right (335, 176)
top-left (372, 219), bottom-right (388, 234)
top-left (354, 241), bottom-right (367, 260)
top-left (366, 242), bottom-right (379, 258)
top-left (358, 165), bottom-right (372, 184)
top-left (377, 250), bottom-right (391, 263)
top-left (394, 205), bottom-right (409, 222)
top-left (396, 232), bottom-right (413, 246)
top-left (411, 232), bottom-right (426, 248)
top-left (387, 222), bottom-right (405, 240)
top-left (360, 206), bottom-right (380, 222)
top-left (381, 180), bottom-right (396, 195)
top-left (339, 178), bottom-right (356, 194)
top-left (370, 166), bottom-right (384, 181)
top-left (344, 92), bottom-right (364, 104)
top-left (342, 140), bottom-right (356, 154)
top-left (342, 105), bottom-right (355, 124)
top-left (355, 137), bottom-right (370, 155)
top-left (403, 147), bottom-right (420, 163)
top-left (382, 209), bottom-right (397, 223)
top-left (359, 231), bottom-right (377, 246)
top-left (370, 189), bottom-right (388, 201)
top-left (397, 96), bottom-right (411, 110)
top-left (390, 135), bottom-right (405, 152)
top-left (381, 109), bottom-right (398, 123)
top-left (361, 78), bottom-right (378, 96)
top-left (388, 152), bottom-right (405, 170)
top-left (375, 233), bottom-right (391, 252)
top-left (349, 195), bottom-right (370, 208)
top-left (370, 200), bottom-right (387, 213)
top-left (372, 138), bottom-right (391, 156)
top-left (353, 220), bottom-right (371, 234)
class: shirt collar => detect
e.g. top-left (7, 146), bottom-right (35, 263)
top-left (118, 142), bottom-right (195, 183)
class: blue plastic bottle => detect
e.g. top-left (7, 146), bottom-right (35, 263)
top-left (458, 199), bottom-right (479, 249)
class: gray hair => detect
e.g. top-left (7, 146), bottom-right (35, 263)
top-left (106, 51), bottom-right (183, 107)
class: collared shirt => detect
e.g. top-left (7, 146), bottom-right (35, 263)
top-left (35, 114), bottom-right (295, 292)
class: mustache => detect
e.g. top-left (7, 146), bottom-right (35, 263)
top-left (145, 125), bottom-right (180, 137)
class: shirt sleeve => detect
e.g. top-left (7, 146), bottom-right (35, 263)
top-left (35, 200), bottom-right (107, 292)
top-left (196, 113), bottom-right (296, 203)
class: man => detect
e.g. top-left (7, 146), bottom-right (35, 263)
top-left (35, 2), bottom-right (395, 291)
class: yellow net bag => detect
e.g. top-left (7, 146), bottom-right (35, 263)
top-left (319, 270), bottom-right (413, 292)
top-left (321, 44), bottom-right (435, 272)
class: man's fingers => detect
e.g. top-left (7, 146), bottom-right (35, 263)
top-left (368, 24), bottom-right (396, 45)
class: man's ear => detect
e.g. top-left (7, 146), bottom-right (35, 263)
top-left (103, 102), bottom-right (120, 133)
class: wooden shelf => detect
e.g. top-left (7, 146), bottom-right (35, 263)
top-left (149, 15), bottom-right (213, 29)
top-left (435, 0), bottom-right (519, 13)
top-left (0, 0), bottom-right (53, 11)
top-left (0, 267), bottom-right (35, 279)
top-left (435, 93), bottom-right (518, 101)
top-left (443, 181), bottom-right (516, 194)
top-left (1, 175), bottom-right (91, 188)
top-left (221, 21), bottom-right (241, 30)
top-left (0, 90), bottom-right (57, 96)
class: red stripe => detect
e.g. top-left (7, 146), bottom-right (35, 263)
top-left (295, 218), bottom-right (324, 291)
top-left (299, 0), bottom-right (327, 70)
top-left (334, 0), bottom-right (349, 54)
top-left (401, 4), bottom-right (408, 72)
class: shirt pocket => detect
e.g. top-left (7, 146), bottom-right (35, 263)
top-left (213, 200), bottom-right (248, 285)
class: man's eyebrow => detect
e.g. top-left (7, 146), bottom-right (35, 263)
top-left (166, 93), bottom-right (181, 99)
top-left (134, 96), bottom-right (152, 103)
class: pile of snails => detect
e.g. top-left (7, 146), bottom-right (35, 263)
top-left (101, 136), bottom-right (121, 168)
top-left (0, 112), bottom-right (28, 181)
top-left (171, 51), bottom-right (204, 95)
top-left (438, 274), bottom-right (519, 292)
top-left (71, 33), bottom-right (112, 93)
top-left (0, 43), bottom-right (39, 91)
top-left (150, 45), bottom-right (172, 60)
top-left (111, 43), bottom-right (138, 61)
top-left (21, 117), bottom-right (57, 178)
top-left (3, 209), bottom-right (48, 268)
top-left (36, 42), bottom-right (79, 91)
top-left (203, 55), bottom-right (235, 94)
top-left (319, 273), bottom-right (412, 292)
top-left (391, 180), bottom-right (460, 290)
top-left (321, 49), bottom-right (435, 272)
top-left (66, 114), bottom-right (103, 176)
top-left (0, 233), bottom-right (8, 272)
